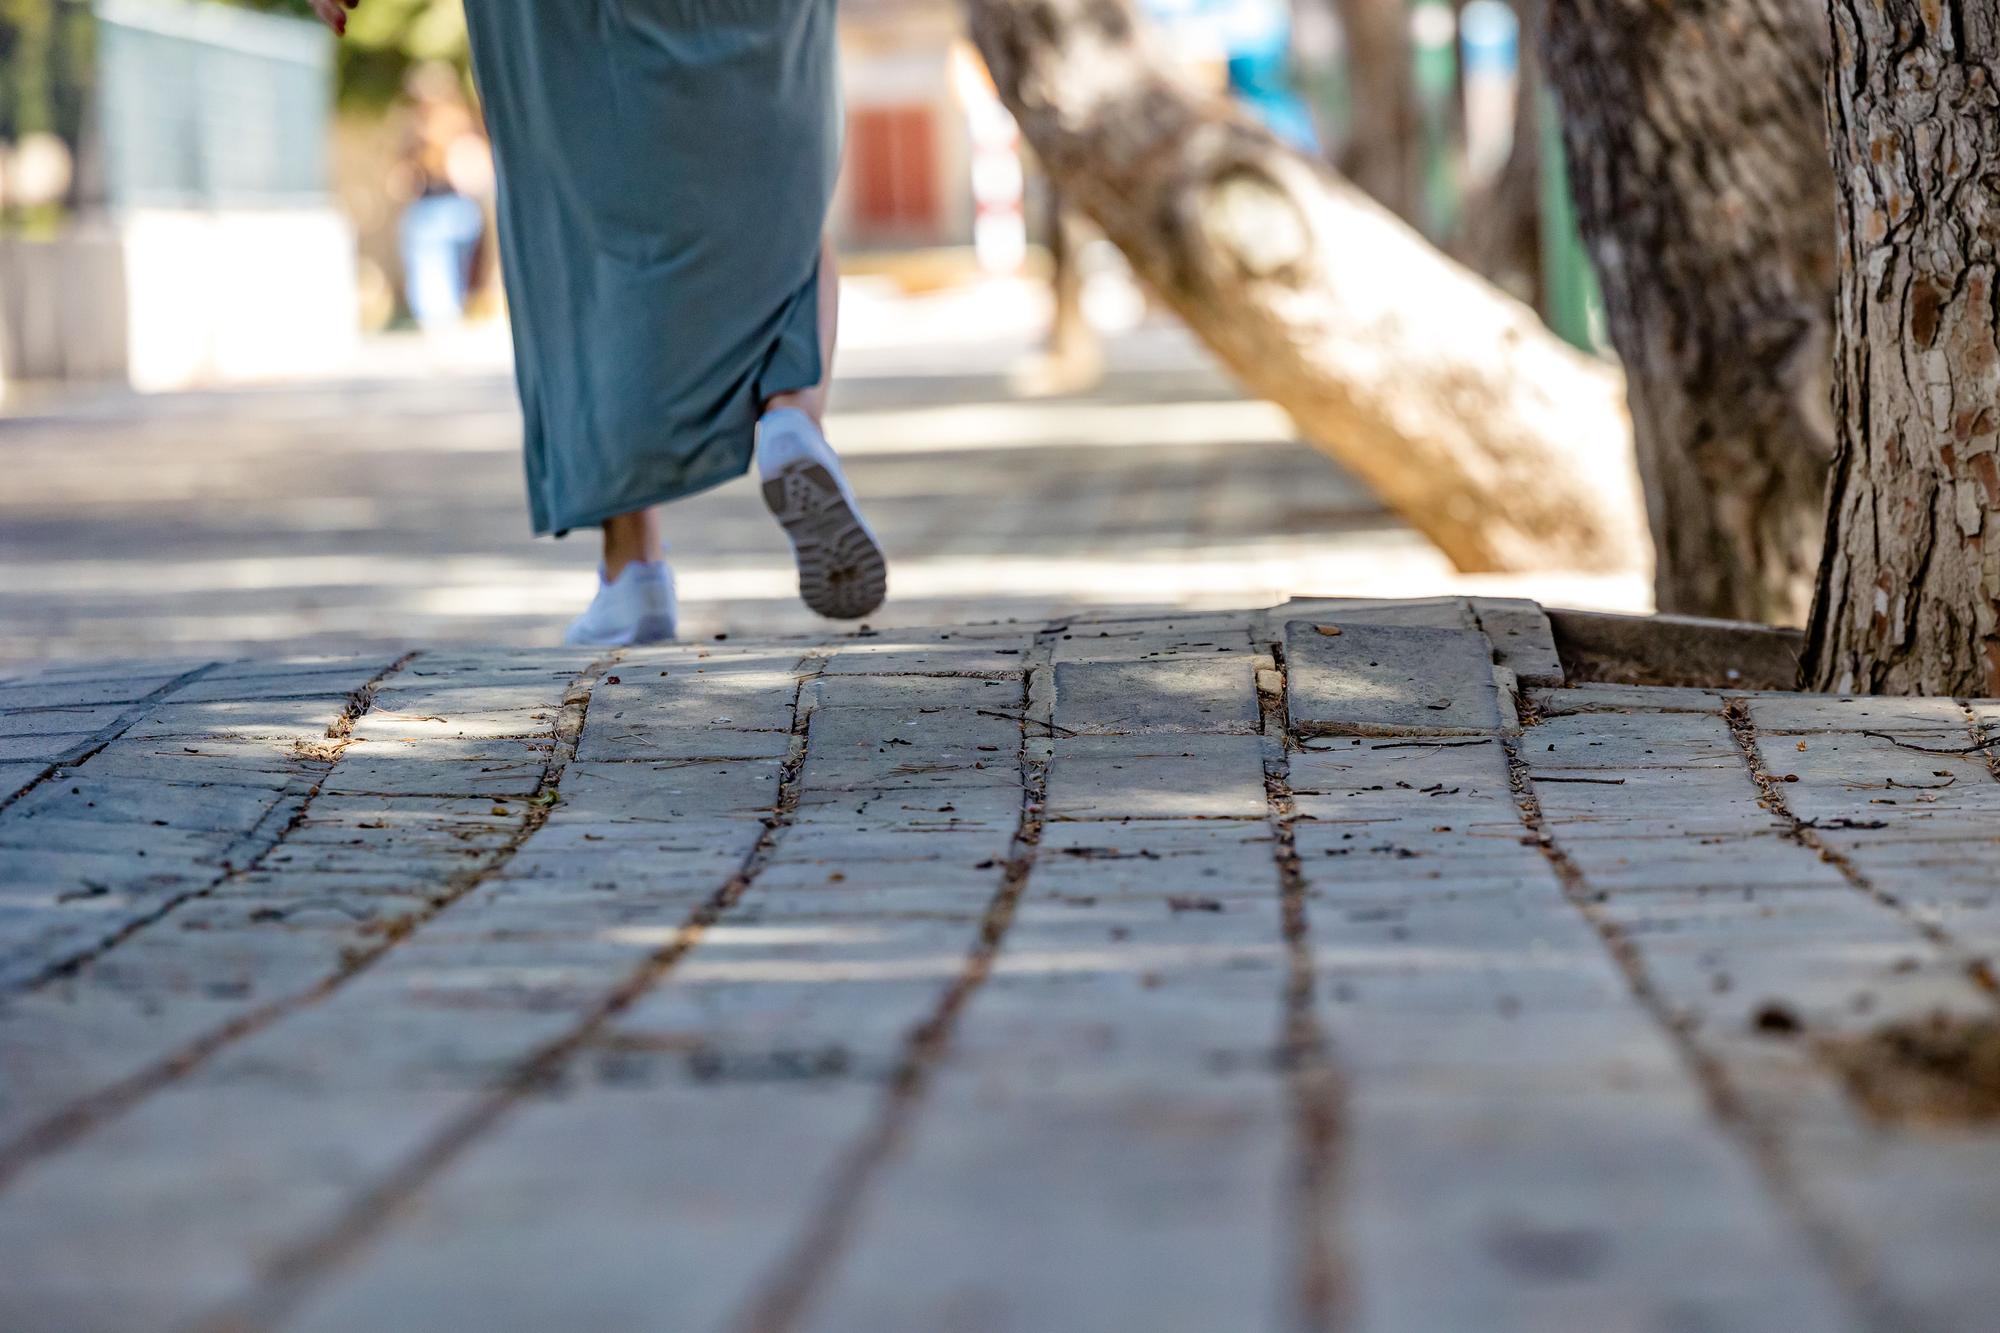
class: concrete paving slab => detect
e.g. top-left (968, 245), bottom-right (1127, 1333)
top-left (1285, 621), bottom-right (1510, 736)
top-left (1053, 658), bottom-right (1262, 734)
top-left (0, 733), bottom-right (95, 764)
top-left (1044, 734), bottom-right (1269, 820)
top-left (1469, 596), bottom-right (1567, 687)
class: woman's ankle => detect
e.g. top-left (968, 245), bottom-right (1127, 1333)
top-left (601, 509), bottom-right (664, 581)
top-left (761, 386), bottom-right (826, 427)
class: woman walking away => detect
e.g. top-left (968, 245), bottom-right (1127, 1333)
top-left (311, 0), bottom-right (888, 645)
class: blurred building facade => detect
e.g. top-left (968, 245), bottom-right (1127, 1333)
top-left (0, 0), bottom-right (1571, 394)
top-left (834, 0), bottom-right (986, 258)
top-left (1, 0), bottom-right (355, 393)
top-left (830, 0), bottom-right (1320, 272)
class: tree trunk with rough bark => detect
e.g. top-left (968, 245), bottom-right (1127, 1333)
top-left (963, 0), bottom-right (1649, 574)
top-left (1542, 0), bottom-right (1837, 626)
top-left (1808, 3), bottom-right (2000, 694)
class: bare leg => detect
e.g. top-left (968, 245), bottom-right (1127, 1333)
top-left (600, 507), bottom-right (664, 583)
top-left (762, 234), bottom-right (840, 425)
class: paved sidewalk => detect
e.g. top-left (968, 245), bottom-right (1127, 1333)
top-left (0, 321), bottom-right (1645, 665)
top-left (2, 598), bottom-right (1999, 1331)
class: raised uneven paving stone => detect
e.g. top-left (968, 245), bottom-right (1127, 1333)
top-left (1274, 594), bottom-right (1478, 630)
top-left (7, 657), bottom-right (213, 684)
top-left (1032, 820), bottom-right (1279, 906)
top-left (125, 696), bottom-right (356, 742)
top-left (75, 737), bottom-right (321, 786)
top-left (0, 662), bottom-right (215, 714)
top-left (556, 759), bottom-right (787, 821)
top-left (165, 663), bottom-right (394, 705)
top-left (1969, 699), bottom-right (2000, 740)
top-left (803, 705), bottom-right (1020, 761)
top-left (1284, 620), bottom-right (1510, 737)
top-left (1469, 597), bottom-right (1566, 687)
top-left (318, 740), bottom-right (552, 799)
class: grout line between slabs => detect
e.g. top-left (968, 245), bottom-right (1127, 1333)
top-left (0, 650), bottom-right (615, 1193)
top-left (1724, 698), bottom-right (2000, 998)
top-left (0, 659), bottom-right (227, 815)
top-left (1259, 639), bottom-right (1349, 1333)
top-left (195, 646), bottom-right (835, 1331)
top-left (1505, 723), bottom-right (1905, 1329)
top-left (1957, 698), bottom-right (2000, 784)
top-left (727, 628), bottom-right (1060, 1333)
top-left (9, 651), bottom-right (425, 996)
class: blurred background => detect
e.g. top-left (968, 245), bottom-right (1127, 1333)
top-left (0, 0), bottom-right (1643, 665)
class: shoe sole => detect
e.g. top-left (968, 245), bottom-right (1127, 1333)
top-left (763, 461), bottom-right (887, 620)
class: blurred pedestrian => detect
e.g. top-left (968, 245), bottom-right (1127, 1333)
top-left (392, 63), bottom-right (488, 333)
top-left (312, 0), bottom-right (886, 644)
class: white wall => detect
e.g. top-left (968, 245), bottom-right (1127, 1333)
top-left (0, 209), bottom-right (360, 394)
top-left (119, 208), bottom-right (359, 392)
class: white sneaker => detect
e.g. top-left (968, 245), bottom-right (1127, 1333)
top-left (757, 408), bottom-right (888, 620)
top-left (563, 560), bottom-right (678, 646)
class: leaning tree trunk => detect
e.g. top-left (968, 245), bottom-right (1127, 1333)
top-left (1807, 3), bottom-right (2000, 694)
top-left (964, 0), bottom-right (1649, 574)
top-left (1542, 0), bottom-right (1837, 626)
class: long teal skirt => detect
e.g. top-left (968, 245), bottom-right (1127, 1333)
top-left (463, 0), bottom-right (841, 535)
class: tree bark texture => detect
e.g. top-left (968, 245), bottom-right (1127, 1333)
top-left (1808, 2), bottom-right (2000, 694)
top-left (964, 0), bottom-right (1650, 574)
top-left (1543, 0), bottom-right (1837, 625)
